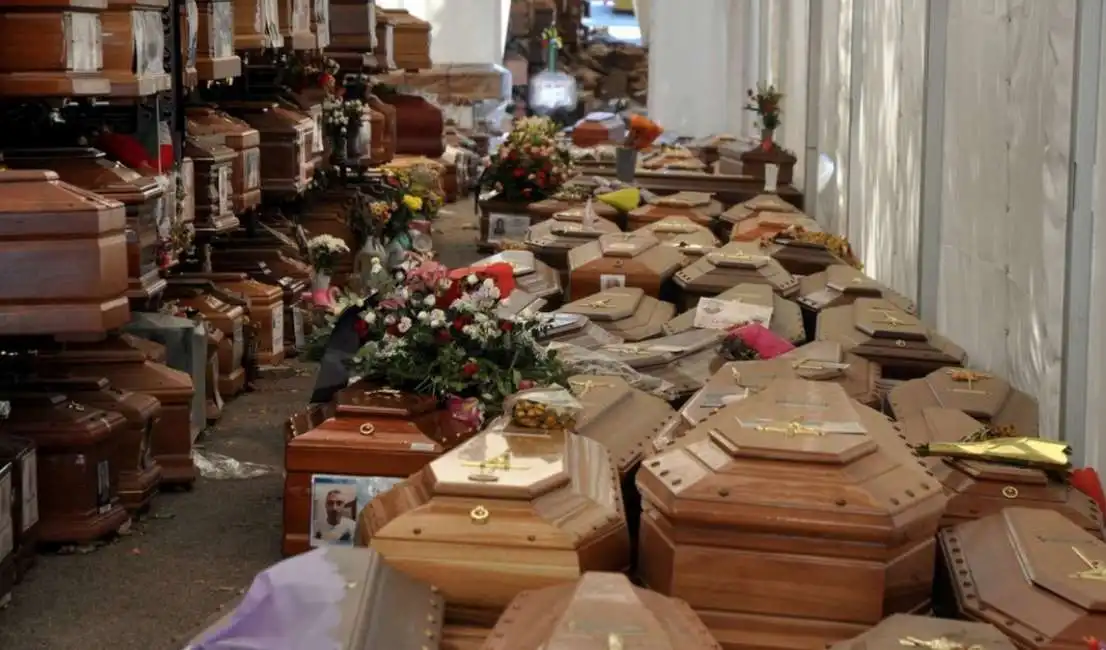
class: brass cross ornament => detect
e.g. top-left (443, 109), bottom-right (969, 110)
top-left (899, 637), bottom-right (983, 650)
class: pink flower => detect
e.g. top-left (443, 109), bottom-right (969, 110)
top-left (405, 260), bottom-right (449, 292)
top-left (378, 298), bottom-right (405, 310)
top-left (447, 396), bottom-right (484, 430)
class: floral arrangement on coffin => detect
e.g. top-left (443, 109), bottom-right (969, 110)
top-left (764, 224), bottom-right (864, 270)
top-left (745, 83), bottom-right (784, 151)
top-left (355, 168), bottom-right (443, 244)
top-left (481, 116), bottom-right (574, 203)
top-left (328, 255), bottom-right (568, 426)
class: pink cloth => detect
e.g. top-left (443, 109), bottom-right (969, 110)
top-left (729, 323), bottom-right (795, 359)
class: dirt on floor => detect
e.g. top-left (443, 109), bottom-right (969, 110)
top-left (0, 201), bottom-right (483, 650)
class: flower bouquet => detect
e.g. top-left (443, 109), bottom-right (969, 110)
top-left (306, 234), bottom-right (350, 278)
top-left (745, 82), bottom-right (783, 150)
top-left (311, 255), bottom-right (568, 426)
top-left (481, 116), bottom-right (574, 203)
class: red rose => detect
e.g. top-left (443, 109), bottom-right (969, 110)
top-left (353, 319), bottom-right (369, 338)
top-left (452, 315), bottom-right (472, 331)
top-left (386, 324), bottom-right (400, 336)
top-left (436, 329), bottom-right (452, 343)
top-left (513, 168), bottom-right (524, 177)
top-left (518, 379), bottom-right (536, 390)
top-left (319, 73), bottom-right (335, 88)
top-left (499, 320), bottom-right (514, 332)
top-left (462, 361), bottom-right (479, 377)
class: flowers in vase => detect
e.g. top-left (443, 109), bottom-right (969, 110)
top-left (481, 116), bottom-right (573, 203)
top-left (745, 82), bottom-right (784, 131)
top-left (354, 168), bottom-right (442, 242)
top-left (306, 234), bottom-right (351, 276)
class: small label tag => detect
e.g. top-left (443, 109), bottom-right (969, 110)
top-left (409, 442), bottom-right (436, 452)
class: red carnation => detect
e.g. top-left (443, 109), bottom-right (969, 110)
top-left (353, 319), bottom-right (369, 338)
top-left (452, 315), bottom-right (472, 331)
top-left (436, 329), bottom-right (452, 343)
top-left (462, 361), bottom-right (479, 377)
top-left (386, 324), bottom-right (400, 336)
top-left (499, 320), bottom-right (514, 332)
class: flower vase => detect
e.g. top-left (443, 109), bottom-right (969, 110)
top-left (312, 272), bottom-right (331, 291)
top-left (615, 147), bottom-right (637, 183)
top-left (354, 237), bottom-right (388, 282)
top-left (760, 128), bottom-right (775, 152)
top-left (385, 232), bottom-right (412, 269)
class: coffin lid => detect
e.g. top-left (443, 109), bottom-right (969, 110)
top-left (2, 392), bottom-right (126, 436)
top-left (551, 221), bottom-right (608, 239)
top-left (825, 265), bottom-right (884, 295)
top-left (3, 147), bottom-right (163, 203)
top-left (700, 380), bottom-right (875, 464)
top-left (734, 212), bottom-right (808, 239)
top-left (186, 107), bottom-right (261, 140)
top-left (480, 250), bottom-right (537, 277)
top-left (184, 137), bottom-right (236, 163)
top-left (691, 358), bottom-right (797, 412)
top-left (650, 191), bottom-right (714, 209)
top-left (0, 170), bottom-right (126, 232)
top-left (539, 312), bottom-right (590, 337)
top-left (908, 367), bottom-right (1024, 422)
top-left (554, 206), bottom-right (594, 222)
top-left (1000, 508), bottom-right (1106, 612)
top-left (598, 231), bottom-right (659, 258)
top-left (335, 384), bottom-right (439, 418)
top-left (909, 407), bottom-right (1047, 484)
top-left (852, 297), bottom-right (928, 341)
top-left (599, 329), bottom-right (722, 369)
top-left (705, 242), bottom-right (774, 269)
top-left (780, 341), bottom-right (852, 381)
top-left (561, 287), bottom-right (644, 322)
top-left (570, 375), bottom-right (634, 428)
top-left (427, 429), bottom-right (571, 500)
top-left (667, 233), bottom-right (718, 255)
top-left (743, 194), bottom-right (797, 213)
top-left (497, 290), bottom-right (545, 319)
top-left (641, 216), bottom-right (704, 236)
top-left (829, 614), bottom-right (1017, 650)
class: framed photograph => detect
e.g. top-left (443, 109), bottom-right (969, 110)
top-left (309, 474), bottom-right (402, 548)
top-left (487, 213), bottom-right (530, 243)
top-left (599, 274), bottom-right (627, 291)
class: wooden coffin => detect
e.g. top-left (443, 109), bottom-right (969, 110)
top-left (887, 367), bottom-right (1040, 437)
top-left (19, 376), bottom-right (162, 515)
top-left (679, 342), bottom-right (882, 427)
top-left (0, 391), bottom-right (129, 544)
top-left (828, 614), bottom-right (1016, 650)
top-left (327, 0), bottom-right (377, 70)
top-left (798, 265), bottom-right (916, 339)
top-left (662, 283), bottom-right (805, 345)
top-left (496, 288), bottom-right (546, 320)
top-left (897, 408), bottom-right (1103, 536)
top-left (627, 192), bottom-right (722, 231)
top-left (571, 114), bottom-right (625, 149)
top-left (228, 103), bottom-right (314, 196)
top-left (636, 216), bottom-right (720, 265)
top-left (640, 147), bottom-right (709, 173)
top-left (597, 329), bottom-right (724, 399)
top-left (195, 0), bottom-right (242, 80)
top-left (535, 312), bottom-right (625, 350)
top-left (719, 194), bottom-right (800, 229)
top-left (378, 92), bottom-right (445, 159)
top-left (208, 255), bottom-right (311, 350)
top-left (762, 228), bottom-right (859, 276)
top-left (529, 198), bottom-right (621, 227)
top-left (34, 335), bottom-right (197, 486)
top-left (0, 436), bottom-right (39, 580)
top-left (473, 250), bottom-right (562, 307)
top-left (278, 0), bottom-right (312, 48)
top-left (0, 170), bottom-right (130, 337)
top-left (367, 95), bottom-right (397, 165)
top-left (0, 0), bottom-right (110, 97)
top-left (179, 0), bottom-right (199, 87)
top-left (557, 287), bottom-right (676, 343)
top-left (674, 241), bottom-right (800, 308)
top-left (637, 380), bottom-right (948, 650)
top-left (234, 0), bottom-right (282, 49)
top-left (380, 8), bottom-right (430, 71)
top-left (186, 107), bottom-right (263, 213)
top-left (2, 148), bottom-right (166, 302)
top-left (524, 209), bottom-right (621, 272)
top-left (732, 142), bottom-right (797, 187)
top-left (188, 547), bottom-right (447, 648)
top-left (0, 461), bottom-right (12, 604)
top-left (484, 572), bottom-right (721, 650)
top-left (816, 297), bottom-right (966, 380)
top-left (310, 0), bottom-right (329, 48)
top-left (362, 428), bottom-right (632, 626)
top-left (373, 4), bottom-right (394, 69)
top-left (101, 0), bottom-right (171, 97)
top-left (183, 137), bottom-right (239, 233)
top-left (568, 231), bottom-right (684, 302)
top-left (165, 288), bottom-right (247, 397)
top-left (729, 210), bottom-right (816, 243)
top-left (940, 508), bottom-right (1106, 650)
top-left (574, 171), bottom-right (805, 216)
top-left (201, 273), bottom-right (285, 366)
top-left (283, 385), bottom-right (475, 557)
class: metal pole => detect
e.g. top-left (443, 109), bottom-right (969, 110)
top-left (843, 0), bottom-right (863, 240)
top-left (1060, 0), bottom-right (1103, 462)
top-left (916, 0), bottom-right (949, 321)
top-left (804, 0), bottom-right (824, 222)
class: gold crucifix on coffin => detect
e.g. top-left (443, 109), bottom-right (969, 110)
top-left (945, 368), bottom-right (991, 395)
top-left (1070, 546), bottom-right (1106, 582)
top-left (869, 307), bottom-right (913, 329)
top-left (462, 452), bottom-right (528, 483)
top-left (742, 416), bottom-right (827, 437)
top-left (582, 298), bottom-right (612, 308)
top-left (569, 379), bottom-right (613, 398)
top-left (899, 637), bottom-right (984, 650)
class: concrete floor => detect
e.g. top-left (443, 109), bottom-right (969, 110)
top-left (0, 201), bottom-right (483, 650)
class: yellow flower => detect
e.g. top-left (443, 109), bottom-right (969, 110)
top-left (402, 194), bottom-right (423, 211)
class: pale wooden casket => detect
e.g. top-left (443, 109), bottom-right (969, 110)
top-left (627, 192), bottom-right (722, 231)
top-left (674, 242), bottom-right (799, 310)
top-left (637, 380), bottom-right (948, 650)
top-left (635, 216), bottom-right (720, 267)
top-left (719, 194), bottom-right (800, 230)
top-left (798, 265), bottom-right (916, 339)
top-left (525, 207), bottom-right (621, 274)
top-left (363, 428), bottom-right (632, 626)
top-left (940, 507), bottom-right (1106, 650)
top-left (816, 297), bottom-right (966, 380)
top-left (596, 329), bottom-right (725, 399)
top-left (728, 210), bottom-right (817, 243)
top-left (535, 313), bottom-right (625, 350)
top-left (828, 614), bottom-right (1017, 650)
top-left (483, 572), bottom-right (722, 650)
top-left (662, 282), bottom-right (806, 345)
top-left (557, 287), bottom-right (675, 342)
top-left (887, 367), bottom-right (1040, 437)
top-left (896, 407), bottom-right (1104, 537)
top-left (567, 231), bottom-right (684, 302)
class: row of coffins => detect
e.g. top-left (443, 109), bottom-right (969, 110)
top-left (271, 183), bottom-right (1105, 649)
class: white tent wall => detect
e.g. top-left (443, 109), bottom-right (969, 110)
top-left (1084, 3), bottom-right (1106, 476)
top-left (372, 0), bottom-right (510, 65)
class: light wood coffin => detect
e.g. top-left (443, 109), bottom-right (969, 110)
top-left (474, 250), bottom-right (563, 306)
top-left (327, 0), bottom-right (377, 70)
top-left (188, 547), bottom-right (448, 649)
top-left (183, 137), bottom-right (239, 233)
top-left (101, 0), bottom-right (171, 97)
top-left (827, 614), bottom-right (1017, 650)
top-left (195, 0), bottom-right (242, 80)
top-left (627, 192), bottom-right (722, 231)
top-left (887, 367), bottom-right (1040, 437)
top-left (379, 8), bottom-right (431, 71)
top-left (816, 297), bottom-right (966, 380)
top-left (535, 313), bottom-right (625, 350)
top-left (940, 507), bottom-right (1106, 650)
top-left (557, 287), bottom-right (676, 343)
top-left (662, 282), bottom-right (805, 345)
top-left (204, 274), bottom-right (286, 366)
top-left (674, 241), bottom-right (800, 308)
top-left (283, 386), bottom-right (475, 557)
top-left (165, 288), bottom-right (247, 397)
top-left (720, 194), bottom-right (800, 228)
top-left (567, 231), bottom-right (684, 302)
top-left (483, 572), bottom-right (722, 650)
top-left (637, 380), bottom-right (947, 650)
top-left (762, 229), bottom-right (858, 277)
top-left (596, 329), bottom-right (724, 399)
top-left (529, 198), bottom-right (621, 227)
top-left (679, 341), bottom-right (881, 427)
top-left (525, 208), bottom-right (621, 273)
top-left (0, 0), bottom-right (111, 97)
top-left (635, 216), bottom-right (720, 266)
top-left (363, 428), bottom-right (631, 626)
top-left (0, 170), bottom-right (130, 337)
top-left (186, 107), bottom-right (263, 213)
top-left (896, 407), bottom-right (1104, 537)
top-left (729, 210), bottom-right (817, 243)
top-left (234, 0), bottom-right (282, 50)
top-left (798, 265), bottom-right (916, 338)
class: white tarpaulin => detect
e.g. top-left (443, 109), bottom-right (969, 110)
top-left (374, 0), bottom-right (510, 66)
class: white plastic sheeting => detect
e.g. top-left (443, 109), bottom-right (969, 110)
top-left (1086, 4), bottom-right (1106, 475)
top-left (373, 0), bottom-right (510, 65)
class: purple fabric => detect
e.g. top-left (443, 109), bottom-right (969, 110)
top-left (187, 548), bottom-right (347, 650)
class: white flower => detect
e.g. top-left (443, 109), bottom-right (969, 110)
top-left (423, 295), bottom-right (436, 307)
top-left (429, 309), bottom-right (445, 322)
top-left (417, 311), bottom-right (429, 322)
top-left (398, 317), bottom-right (412, 333)
top-left (489, 287), bottom-right (501, 299)
top-left (466, 274), bottom-right (478, 286)
top-left (396, 287), bottom-right (409, 300)
top-left (438, 278), bottom-right (453, 290)
top-left (474, 312), bottom-right (489, 323)
top-left (394, 272), bottom-right (405, 281)
top-left (482, 278), bottom-right (494, 290)
top-left (362, 312), bottom-right (376, 324)
top-left (370, 263), bottom-right (383, 274)
top-left (370, 257), bottom-right (381, 265)
top-left (384, 314), bottom-right (397, 325)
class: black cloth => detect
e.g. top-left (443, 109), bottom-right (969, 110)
top-left (310, 306), bottom-right (363, 404)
